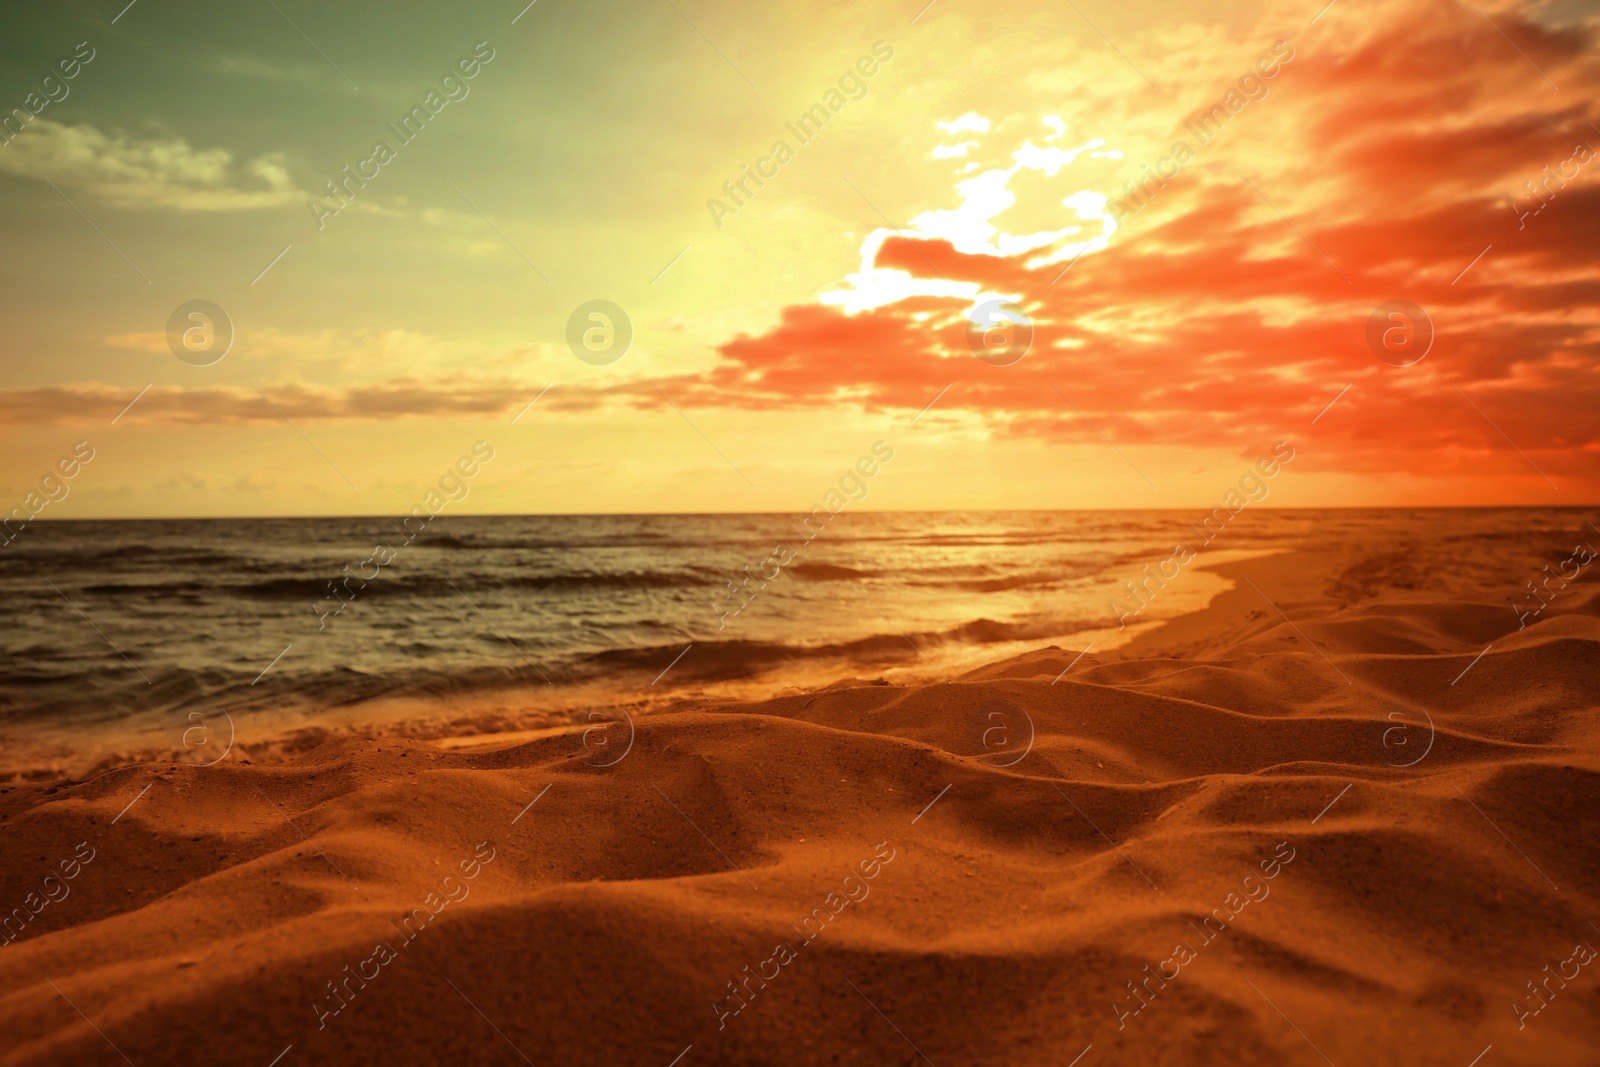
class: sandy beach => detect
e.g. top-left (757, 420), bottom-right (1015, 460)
top-left (4, 0), bottom-right (1597, 1062)
top-left (2, 520), bottom-right (1596, 1066)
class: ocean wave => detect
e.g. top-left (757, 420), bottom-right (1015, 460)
top-left (912, 567), bottom-right (1100, 592)
top-left (217, 569), bottom-right (727, 600)
top-left (84, 581), bottom-right (215, 597)
top-left (789, 563), bottom-right (881, 581)
top-left (506, 570), bottom-right (722, 591)
top-left (562, 616), bottom-right (1099, 683)
top-left (0, 547), bottom-right (250, 570)
top-left (419, 534), bottom-right (760, 552)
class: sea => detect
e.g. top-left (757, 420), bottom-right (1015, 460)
top-left (0, 508), bottom-right (1581, 776)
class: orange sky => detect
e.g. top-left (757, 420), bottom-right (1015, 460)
top-left (688, 1), bottom-right (1600, 501)
top-left (0, 0), bottom-right (1595, 515)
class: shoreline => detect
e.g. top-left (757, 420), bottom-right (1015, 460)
top-left (9, 508), bottom-right (1593, 782)
top-left (2, 548), bottom-right (1259, 781)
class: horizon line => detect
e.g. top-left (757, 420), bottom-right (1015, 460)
top-left (17, 502), bottom-right (1599, 523)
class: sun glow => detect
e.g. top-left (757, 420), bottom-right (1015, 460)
top-left (820, 115), bottom-right (1118, 316)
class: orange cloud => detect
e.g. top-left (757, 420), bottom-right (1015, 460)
top-left (0, 377), bottom-right (709, 425)
top-left (675, 0), bottom-right (1600, 491)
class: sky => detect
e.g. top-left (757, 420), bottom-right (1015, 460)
top-left (0, 0), bottom-right (1596, 517)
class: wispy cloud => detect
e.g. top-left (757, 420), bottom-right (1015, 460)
top-left (213, 54), bottom-right (324, 83)
top-left (0, 380), bottom-right (534, 424)
top-left (0, 119), bottom-right (304, 210)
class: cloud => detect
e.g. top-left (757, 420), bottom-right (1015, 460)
top-left (938, 113), bottom-right (991, 135)
top-left (0, 119), bottom-right (304, 210)
top-left (0, 381), bottom-right (533, 425)
top-left (103, 332), bottom-right (168, 353)
top-left (668, 0), bottom-right (1600, 486)
top-left (213, 55), bottom-right (322, 83)
top-left (0, 373), bottom-right (672, 425)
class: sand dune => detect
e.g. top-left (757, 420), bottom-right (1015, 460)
top-left (2, 538), bottom-right (1597, 1065)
